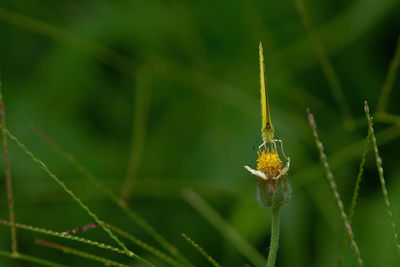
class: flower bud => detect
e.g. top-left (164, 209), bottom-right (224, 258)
top-left (245, 148), bottom-right (290, 208)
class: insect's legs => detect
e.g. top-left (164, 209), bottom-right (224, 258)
top-left (273, 141), bottom-right (278, 152)
top-left (276, 139), bottom-right (288, 160)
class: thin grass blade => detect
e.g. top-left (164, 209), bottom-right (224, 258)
top-left (0, 8), bottom-right (132, 73)
top-left (0, 126), bottom-right (154, 266)
top-left (36, 239), bottom-right (130, 267)
top-left (182, 233), bottom-right (221, 267)
top-left (120, 69), bottom-right (151, 201)
top-left (0, 249), bottom-right (66, 267)
top-left (182, 188), bottom-right (266, 267)
top-left (295, 0), bottom-right (353, 128)
top-left (0, 220), bottom-right (138, 259)
top-left (0, 75), bottom-right (17, 253)
top-left (307, 109), bottom-right (363, 266)
top-left (364, 101), bottom-right (400, 259)
top-left (108, 224), bottom-right (185, 267)
top-left (377, 36), bottom-right (400, 112)
top-left (63, 222), bottom-right (185, 267)
top-left (31, 124), bottom-right (193, 267)
top-left (337, 132), bottom-right (370, 267)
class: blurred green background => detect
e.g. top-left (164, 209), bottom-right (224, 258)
top-left (0, 0), bottom-right (400, 266)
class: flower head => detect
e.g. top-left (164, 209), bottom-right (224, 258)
top-left (257, 148), bottom-right (282, 180)
top-left (244, 145), bottom-right (290, 207)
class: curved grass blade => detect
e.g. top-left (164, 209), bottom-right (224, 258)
top-left (0, 8), bottom-right (132, 74)
top-left (307, 109), bottom-right (363, 266)
top-left (120, 69), bottom-right (151, 201)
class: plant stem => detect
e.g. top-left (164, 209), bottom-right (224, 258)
top-left (0, 76), bottom-right (17, 254)
top-left (120, 69), bottom-right (151, 201)
top-left (266, 206), bottom-right (280, 267)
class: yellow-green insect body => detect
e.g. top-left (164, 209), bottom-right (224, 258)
top-left (259, 42), bottom-right (275, 145)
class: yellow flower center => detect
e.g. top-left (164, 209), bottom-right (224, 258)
top-left (257, 148), bottom-right (282, 179)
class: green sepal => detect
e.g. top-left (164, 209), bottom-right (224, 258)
top-left (256, 176), bottom-right (291, 208)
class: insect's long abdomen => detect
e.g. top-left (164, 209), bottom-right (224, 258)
top-left (259, 42), bottom-right (274, 143)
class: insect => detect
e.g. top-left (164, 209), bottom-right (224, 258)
top-left (258, 42), bottom-right (287, 159)
top-left (244, 42), bottom-right (290, 191)
top-left (259, 42), bottom-right (274, 144)
top-left (259, 42), bottom-right (286, 153)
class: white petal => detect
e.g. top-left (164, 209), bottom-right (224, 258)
top-left (244, 166), bottom-right (267, 180)
top-left (275, 157), bottom-right (291, 180)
